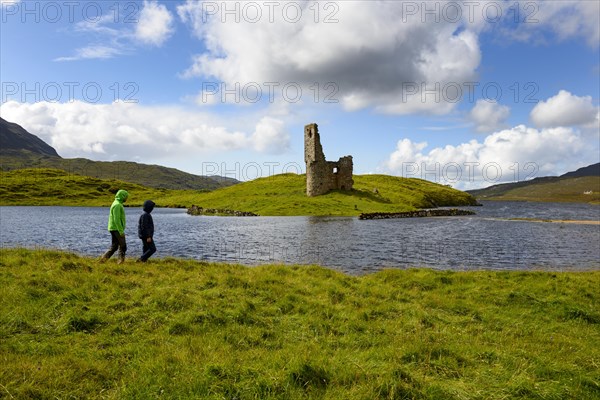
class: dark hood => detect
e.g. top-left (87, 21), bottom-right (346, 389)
top-left (143, 200), bottom-right (155, 213)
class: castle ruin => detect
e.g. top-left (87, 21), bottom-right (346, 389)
top-left (304, 123), bottom-right (353, 197)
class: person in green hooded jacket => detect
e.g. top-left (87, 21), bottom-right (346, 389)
top-left (100, 189), bottom-right (129, 263)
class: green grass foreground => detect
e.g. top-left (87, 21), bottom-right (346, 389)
top-left (1, 249), bottom-right (599, 399)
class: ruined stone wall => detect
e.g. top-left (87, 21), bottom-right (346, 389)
top-left (304, 123), bottom-right (354, 197)
top-left (335, 156), bottom-right (354, 191)
top-left (304, 123), bottom-right (327, 196)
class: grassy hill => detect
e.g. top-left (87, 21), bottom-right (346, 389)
top-left (468, 162), bottom-right (600, 204)
top-left (0, 169), bottom-right (477, 215)
top-left (0, 168), bottom-right (198, 207)
top-left (469, 176), bottom-right (600, 204)
top-left (1, 248), bottom-right (599, 399)
top-left (0, 150), bottom-right (237, 191)
top-left (158, 173), bottom-right (478, 216)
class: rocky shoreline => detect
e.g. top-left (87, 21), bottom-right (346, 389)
top-left (186, 205), bottom-right (476, 219)
top-left (187, 205), bottom-right (258, 217)
top-left (359, 209), bottom-right (476, 220)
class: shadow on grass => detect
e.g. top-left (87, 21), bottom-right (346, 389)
top-left (330, 188), bottom-right (392, 204)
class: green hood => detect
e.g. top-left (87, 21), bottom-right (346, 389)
top-left (108, 190), bottom-right (129, 235)
top-left (115, 190), bottom-right (129, 203)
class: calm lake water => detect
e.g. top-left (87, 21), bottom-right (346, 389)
top-left (1, 201), bottom-right (598, 274)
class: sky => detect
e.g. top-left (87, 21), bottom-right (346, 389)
top-left (1, 0), bottom-right (599, 188)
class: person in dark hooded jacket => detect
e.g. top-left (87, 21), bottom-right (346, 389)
top-left (137, 200), bottom-right (156, 262)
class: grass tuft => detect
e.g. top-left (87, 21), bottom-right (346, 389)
top-left (67, 314), bottom-right (103, 333)
top-left (289, 363), bottom-right (330, 390)
top-left (564, 308), bottom-right (600, 324)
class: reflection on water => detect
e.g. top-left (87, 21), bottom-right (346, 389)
top-left (0, 201), bottom-right (598, 274)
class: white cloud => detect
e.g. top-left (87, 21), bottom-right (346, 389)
top-left (463, 1), bottom-right (600, 47)
top-left (531, 90), bottom-right (599, 128)
top-left (0, 0), bottom-right (20, 5)
top-left (135, 0), bottom-right (175, 46)
top-left (55, 1), bottom-right (174, 61)
top-left (177, 0), bottom-right (481, 115)
top-left (251, 117), bottom-right (290, 153)
top-left (523, 1), bottom-right (600, 47)
top-left (384, 125), bottom-right (596, 189)
top-left (0, 101), bottom-right (290, 159)
top-left (175, 0), bottom-right (600, 115)
top-left (54, 45), bottom-right (124, 62)
top-left (469, 99), bottom-right (510, 133)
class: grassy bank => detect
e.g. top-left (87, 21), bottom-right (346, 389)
top-left (1, 249), bottom-right (599, 399)
top-left (0, 168), bottom-right (477, 215)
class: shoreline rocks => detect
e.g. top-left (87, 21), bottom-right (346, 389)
top-left (187, 205), bottom-right (258, 217)
top-left (359, 209), bottom-right (476, 220)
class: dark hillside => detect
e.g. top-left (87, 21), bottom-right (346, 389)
top-left (561, 163), bottom-right (600, 178)
top-left (0, 117), bottom-right (60, 157)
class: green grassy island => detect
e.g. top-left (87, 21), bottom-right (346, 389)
top-left (0, 249), bottom-right (598, 399)
top-left (0, 168), bottom-right (478, 215)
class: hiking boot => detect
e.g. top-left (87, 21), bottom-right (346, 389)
top-left (98, 256), bottom-right (109, 263)
top-left (117, 255), bottom-right (126, 264)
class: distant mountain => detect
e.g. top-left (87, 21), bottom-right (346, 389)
top-left (0, 117), bottom-right (238, 190)
top-left (0, 117), bottom-right (60, 157)
top-left (468, 163), bottom-right (600, 203)
top-left (560, 163), bottom-right (600, 178)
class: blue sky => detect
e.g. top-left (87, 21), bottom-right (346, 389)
top-left (1, 0), bottom-right (598, 188)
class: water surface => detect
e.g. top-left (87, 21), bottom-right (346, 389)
top-left (1, 201), bottom-right (598, 274)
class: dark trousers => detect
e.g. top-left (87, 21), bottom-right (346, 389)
top-left (103, 231), bottom-right (127, 259)
top-left (140, 238), bottom-right (156, 261)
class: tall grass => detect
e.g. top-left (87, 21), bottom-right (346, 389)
top-left (1, 248), bottom-right (598, 399)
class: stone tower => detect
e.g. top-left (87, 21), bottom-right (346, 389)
top-left (304, 123), bottom-right (353, 197)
